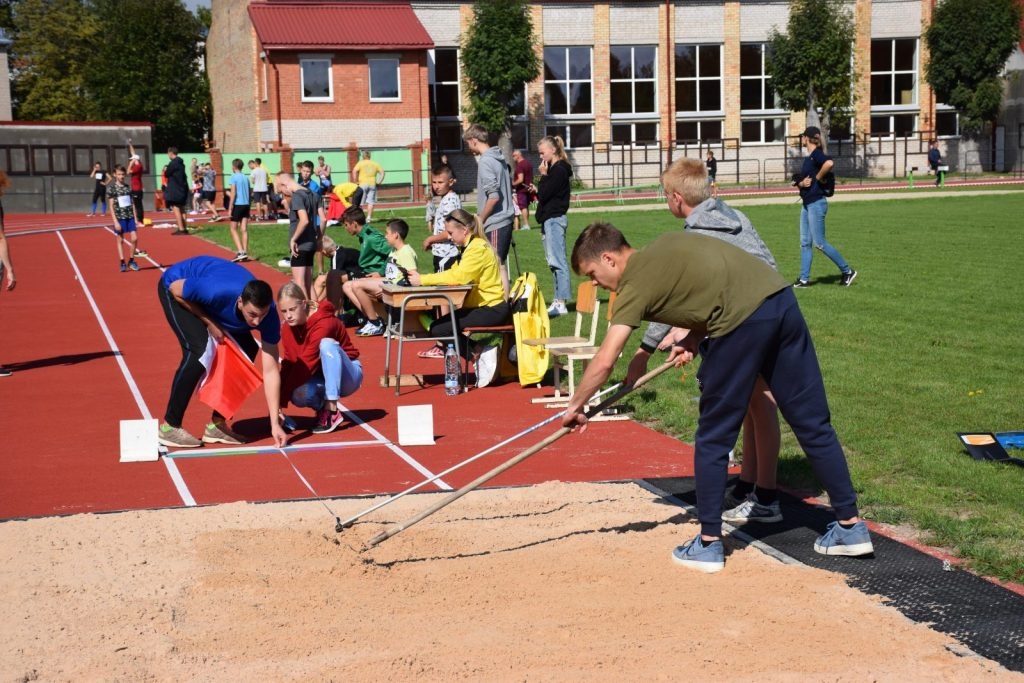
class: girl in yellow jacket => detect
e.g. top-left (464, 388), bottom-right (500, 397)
top-left (408, 208), bottom-right (509, 387)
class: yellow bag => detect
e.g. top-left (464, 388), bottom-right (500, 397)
top-left (509, 272), bottom-right (550, 385)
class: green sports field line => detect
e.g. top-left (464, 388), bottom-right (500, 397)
top-left (163, 439), bottom-right (387, 459)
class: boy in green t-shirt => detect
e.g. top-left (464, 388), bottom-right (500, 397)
top-left (343, 219), bottom-right (419, 336)
top-left (563, 222), bottom-right (872, 574)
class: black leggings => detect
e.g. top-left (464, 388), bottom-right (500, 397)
top-left (429, 302), bottom-right (511, 359)
top-left (158, 282), bottom-right (258, 426)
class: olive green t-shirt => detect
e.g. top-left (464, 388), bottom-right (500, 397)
top-left (611, 231), bottom-right (788, 338)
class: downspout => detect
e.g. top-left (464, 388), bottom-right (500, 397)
top-left (271, 51), bottom-right (283, 147)
top-left (665, 0), bottom-right (674, 163)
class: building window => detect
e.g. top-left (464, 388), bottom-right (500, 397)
top-left (676, 120), bottom-right (722, 144)
top-left (740, 43), bottom-right (785, 143)
top-left (612, 122), bottom-right (658, 146)
top-left (261, 56), bottom-right (269, 103)
top-left (369, 57), bottom-right (400, 101)
top-left (610, 45), bottom-right (656, 115)
top-left (741, 118), bottom-right (787, 144)
top-left (870, 113), bottom-right (917, 138)
top-left (544, 46), bottom-right (592, 116)
top-left (508, 86), bottom-right (530, 150)
top-left (675, 44), bottom-right (721, 113)
top-left (935, 108), bottom-right (959, 137)
top-left (429, 48), bottom-right (461, 151)
top-left (300, 57), bottom-right (332, 102)
top-left (545, 124), bottom-right (593, 149)
top-left (871, 39), bottom-right (917, 108)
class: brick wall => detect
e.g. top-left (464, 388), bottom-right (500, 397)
top-left (207, 0), bottom-right (260, 152)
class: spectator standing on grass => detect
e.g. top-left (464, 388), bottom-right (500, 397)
top-left (625, 157), bottom-right (783, 525)
top-left (127, 142), bottom-right (146, 223)
top-left (352, 151), bottom-right (385, 223)
top-left (227, 159), bottom-right (251, 263)
top-left (274, 172), bottom-right (320, 301)
top-left (423, 165), bottom-right (461, 273)
top-left (345, 218), bottom-right (419, 337)
top-left (87, 162), bottom-right (110, 217)
top-left (0, 170), bottom-right (16, 377)
top-left (277, 282), bottom-right (363, 436)
top-left (511, 149), bottom-right (534, 230)
top-left (201, 163), bottom-right (223, 222)
top-left (530, 135), bottom-right (573, 317)
top-left (563, 222), bottom-right (873, 573)
top-left (106, 165), bottom-right (141, 273)
top-left (463, 124), bottom-right (514, 297)
top-left (250, 159), bottom-right (270, 221)
top-left (706, 150), bottom-right (718, 198)
top-left (164, 147), bottom-right (190, 236)
top-left (407, 208), bottom-right (507, 389)
top-left (793, 126), bottom-right (856, 288)
top-left (156, 255), bottom-right (287, 449)
top-left (928, 140), bottom-right (945, 187)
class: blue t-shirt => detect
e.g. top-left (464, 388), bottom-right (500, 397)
top-left (160, 256), bottom-right (280, 344)
top-left (799, 147), bottom-right (830, 206)
top-left (230, 172), bottom-right (250, 206)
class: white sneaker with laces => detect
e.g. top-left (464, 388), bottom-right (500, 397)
top-left (547, 300), bottom-right (568, 317)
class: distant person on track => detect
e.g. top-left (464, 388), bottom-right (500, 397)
top-left (87, 162), bottom-right (110, 217)
top-left (277, 282), bottom-right (363, 435)
top-left (352, 151), bottom-right (385, 223)
top-left (106, 165), bottom-right (142, 273)
top-left (227, 158), bottom-right (251, 263)
top-left (563, 222), bottom-right (873, 573)
top-left (163, 147), bottom-right (191, 236)
top-left (157, 255), bottom-right (288, 449)
top-left (928, 140), bottom-right (945, 187)
top-left (0, 170), bottom-right (16, 377)
top-left (127, 141), bottom-right (146, 223)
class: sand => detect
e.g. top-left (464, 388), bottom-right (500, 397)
top-left (1, 481), bottom-right (1019, 681)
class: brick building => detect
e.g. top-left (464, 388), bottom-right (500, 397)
top-left (206, 0), bottom-right (1022, 190)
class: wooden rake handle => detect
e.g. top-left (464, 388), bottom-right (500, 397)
top-left (366, 360), bottom-right (677, 548)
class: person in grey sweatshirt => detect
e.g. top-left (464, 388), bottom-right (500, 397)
top-left (463, 124), bottom-right (515, 295)
top-left (625, 156), bottom-right (784, 526)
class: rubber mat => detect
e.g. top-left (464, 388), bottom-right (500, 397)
top-left (645, 476), bottom-right (1024, 673)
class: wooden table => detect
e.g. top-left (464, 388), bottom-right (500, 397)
top-left (380, 283), bottom-right (475, 395)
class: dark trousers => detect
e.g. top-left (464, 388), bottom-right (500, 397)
top-left (693, 287), bottom-right (858, 537)
top-left (158, 282), bottom-right (258, 427)
top-left (131, 190), bottom-right (145, 221)
top-left (429, 302), bottom-right (511, 359)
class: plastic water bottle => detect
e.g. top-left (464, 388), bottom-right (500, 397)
top-left (444, 344), bottom-right (460, 396)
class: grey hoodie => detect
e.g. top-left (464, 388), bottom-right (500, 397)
top-left (640, 198), bottom-right (778, 351)
top-left (477, 146), bottom-right (515, 232)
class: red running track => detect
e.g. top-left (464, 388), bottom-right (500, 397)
top-left (0, 214), bottom-right (695, 520)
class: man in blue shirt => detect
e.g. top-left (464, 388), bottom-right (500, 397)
top-left (157, 255), bottom-right (287, 448)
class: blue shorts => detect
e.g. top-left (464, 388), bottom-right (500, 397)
top-left (116, 217), bottom-right (137, 234)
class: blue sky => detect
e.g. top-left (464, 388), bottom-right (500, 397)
top-left (185, 0), bottom-right (210, 12)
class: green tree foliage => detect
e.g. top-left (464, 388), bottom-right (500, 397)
top-left (925, 0), bottom-right (1021, 134)
top-left (460, 0), bottom-right (540, 137)
top-left (10, 0), bottom-right (209, 149)
top-left (767, 0), bottom-right (856, 139)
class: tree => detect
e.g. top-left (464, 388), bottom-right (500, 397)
top-left (766, 0), bottom-right (856, 140)
top-left (925, 0), bottom-right (1022, 135)
top-left (460, 0), bottom-right (540, 147)
top-left (9, 0), bottom-right (210, 149)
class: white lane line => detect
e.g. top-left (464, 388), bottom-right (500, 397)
top-left (56, 231), bottom-right (196, 507)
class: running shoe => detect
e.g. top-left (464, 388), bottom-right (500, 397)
top-left (312, 407), bottom-right (345, 434)
top-left (813, 521), bottom-right (874, 556)
top-left (417, 345), bottom-right (445, 359)
top-left (158, 423), bottom-right (202, 448)
top-left (671, 535), bottom-right (725, 573)
top-left (128, 260), bottom-right (140, 272)
top-left (202, 421), bottom-right (246, 445)
top-left (277, 257), bottom-right (292, 267)
top-left (357, 319), bottom-right (385, 337)
top-left (134, 249), bottom-right (148, 257)
top-left (119, 262), bottom-right (127, 273)
top-left (722, 493), bottom-right (783, 524)
top-left (547, 300), bottom-right (568, 317)
top-left (840, 269), bottom-right (858, 287)
top-left (0, 366), bottom-right (12, 377)
top-left (793, 279), bottom-right (810, 288)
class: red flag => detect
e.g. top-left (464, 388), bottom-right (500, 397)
top-left (197, 339), bottom-right (263, 419)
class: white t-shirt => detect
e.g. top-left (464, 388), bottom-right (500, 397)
top-left (250, 166), bottom-right (269, 193)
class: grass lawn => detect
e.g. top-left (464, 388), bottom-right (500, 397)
top-left (195, 191), bottom-right (1024, 582)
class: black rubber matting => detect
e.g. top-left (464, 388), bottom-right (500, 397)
top-left (645, 476), bottom-right (1024, 673)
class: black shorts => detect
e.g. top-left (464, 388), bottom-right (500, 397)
top-left (253, 191), bottom-right (268, 204)
top-left (230, 204), bottom-right (251, 222)
top-left (290, 249), bottom-right (315, 267)
top-left (166, 198), bottom-right (186, 209)
top-left (201, 190), bottom-right (216, 202)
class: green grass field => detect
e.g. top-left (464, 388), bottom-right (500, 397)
top-left (195, 191), bottom-right (1024, 582)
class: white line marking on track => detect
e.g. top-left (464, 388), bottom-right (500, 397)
top-left (56, 230), bottom-right (197, 507)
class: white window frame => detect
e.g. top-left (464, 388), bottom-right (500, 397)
top-left (675, 43), bottom-right (723, 116)
top-left (369, 55), bottom-right (401, 102)
top-left (545, 124), bottom-right (593, 150)
top-left (544, 46), bottom-right (594, 119)
top-left (609, 44), bottom-right (658, 118)
top-left (260, 51), bottom-right (268, 103)
top-left (675, 119), bottom-right (724, 145)
top-left (300, 55), bottom-right (333, 103)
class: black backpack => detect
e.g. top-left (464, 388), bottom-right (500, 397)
top-left (818, 155), bottom-right (836, 197)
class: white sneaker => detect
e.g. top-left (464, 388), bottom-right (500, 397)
top-left (277, 257), bottom-right (291, 268)
top-left (547, 300), bottom-right (568, 317)
top-left (475, 345), bottom-right (498, 388)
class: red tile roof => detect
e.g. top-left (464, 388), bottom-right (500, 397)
top-left (248, 2), bottom-right (434, 51)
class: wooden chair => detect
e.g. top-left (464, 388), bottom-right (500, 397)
top-left (524, 281), bottom-right (601, 351)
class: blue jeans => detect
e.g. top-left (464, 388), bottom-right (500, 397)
top-left (542, 214), bottom-right (571, 301)
top-left (799, 198), bottom-right (849, 281)
top-left (290, 338), bottom-right (363, 408)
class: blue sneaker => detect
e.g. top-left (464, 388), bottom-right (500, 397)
top-left (671, 534), bottom-right (725, 573)
top-left (814, 521), bottom-right (874, 556)
top-left (119, 262), bottom-right (127, 273)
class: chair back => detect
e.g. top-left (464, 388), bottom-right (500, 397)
top-left (573, 281), bottom-right (601, 343)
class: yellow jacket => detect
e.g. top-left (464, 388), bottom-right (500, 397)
top-left (419, 235), bottom-right (505, 309)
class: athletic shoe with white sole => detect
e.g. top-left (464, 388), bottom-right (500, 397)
top-left (813, 520), bottom-right (874, 556)
top-left (840, 269), bottom-right (858, 287)
top-left (356, 319), bottom-right (385, 337)
top-left (277, 257), bottom-right (292, 268)
top-left (671, 534), bottom-right (725, 573)
top-left (158, 423), bottom-right (202, 448)
top-left (202, 421), bottom-right (246, 445)
top-left (312, 407), bottom-right (345, 434)
top-left (722, 493), bottom-right (783, 524)
top-left (547, 300), bottom-right (568, 317)
top-left (475, 345), bottom-right (498, 388)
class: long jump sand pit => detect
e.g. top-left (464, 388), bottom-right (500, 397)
top-left (1, 481), bottom-right (1018, 680)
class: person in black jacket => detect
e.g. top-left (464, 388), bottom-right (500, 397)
top-left (705, 150), bottom-right (718, 198)
top-left (163, 147), bottom-right (190, 235)
top-left (529, 135), bottom-right (573, 317)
